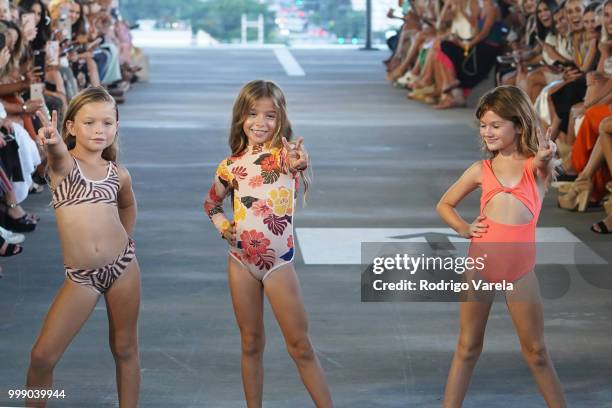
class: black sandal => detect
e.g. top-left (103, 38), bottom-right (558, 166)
top-left (0, 237), bottom-right (23, 257)
top-left (554, 165), bottom-right (578, 182)
top-left (590, 220), bottom-right (611, 234)
top-left (2, 214), bottom-right (36, 233)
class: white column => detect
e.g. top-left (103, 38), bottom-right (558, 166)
top-left (241, 14), bottom-right (247, 44)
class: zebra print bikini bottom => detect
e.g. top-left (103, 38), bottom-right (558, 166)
top-left (65, 238), bottom-right (136, 295)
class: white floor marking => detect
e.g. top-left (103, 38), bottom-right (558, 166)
top-left (295, 227), bottom-right (607, 266)
top-left (273, 47), bottom-right (305, 76)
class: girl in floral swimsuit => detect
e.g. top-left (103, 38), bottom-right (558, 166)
top-left (204, 80), bottom-right (332, 408)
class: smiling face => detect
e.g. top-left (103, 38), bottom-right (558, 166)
top-left (565, 0), bottom-right (584, 32)
top-left (242, 97), bottom-right (278, 146)
top-left (479, 110), bottom-right (521, 154)
top-left (537, 2), bottom-right (553, 28)
top-left (66, 101), bottom-right (118, 153)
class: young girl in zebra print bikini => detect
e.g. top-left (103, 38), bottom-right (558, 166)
top-left (26, 87), bottom-right (141, 408)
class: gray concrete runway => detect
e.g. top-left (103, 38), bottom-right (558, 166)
top-left (1, 47), bottom-right (611, 407)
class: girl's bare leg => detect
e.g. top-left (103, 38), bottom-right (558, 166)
top-left (264, 264), bottom-right (333, 408)
top-left (105, 259), bottom-right (141, 408)
top-left (443, 272), bottom-right (494, 408)
top-left (228, 256), bottom-right (266, 408)
top-left (505, 272), bottom-right (567, 408)
top-left (26, 280), bottom-right (100, 407)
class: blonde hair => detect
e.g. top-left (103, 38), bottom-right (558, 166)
top-left (230, 80), bottom-right (310, 201)
top-left (475, 86), bottom-right (540, 158)
top-left (62, 86), bottom-right (119, 162)
top-left (48, 0), bottom-right (74, 21)
top-left (603, 0), bottom-right (612, 42)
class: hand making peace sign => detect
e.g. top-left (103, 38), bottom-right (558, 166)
top-left (35, 110), bottom-right (61, 147)
top-left (282, 136), bottom-right (308, 172)
top-left (536, 126), bottom-right (556, 163)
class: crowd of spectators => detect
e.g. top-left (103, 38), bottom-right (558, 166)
top-left (0, 0), bottom-right (147, 276)
top-left (385, 0), bottom-right (612, 233)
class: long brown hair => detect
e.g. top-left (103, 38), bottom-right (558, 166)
top-left (62, 86), bottom-right (119, 161)
top-left (230, 80), bottom-right (293, 155)
top-left (0, 21), bottom-right (25, 77)
top-left (230, 80), bottom-right (310, 201)
top-left (475, 85), bottom-right (539, 158)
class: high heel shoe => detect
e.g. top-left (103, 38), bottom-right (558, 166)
top-left (557, 178), bottom-right (592, 212)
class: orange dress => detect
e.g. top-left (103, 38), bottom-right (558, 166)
top-left (469, 157), bottom-right (541, 283)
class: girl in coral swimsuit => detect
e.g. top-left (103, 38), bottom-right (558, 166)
top-left (203, 80), bottom-right (333, 408)
top-left (437, 86), bottom-right (566, 407)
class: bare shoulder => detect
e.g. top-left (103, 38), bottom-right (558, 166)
top-left (462, 160), bottom-right (483, 185)
top-left (115, 163), bottom-right (132, 188)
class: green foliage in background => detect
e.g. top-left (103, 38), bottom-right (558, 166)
top-left (190, 0), bottom-right (276, 42)
top-left (119, 0), bottom-right (365, 42)
top-left (119, 0), bottom-right (193, 23)
top-left (302, 0), bottom-right (364, 38)
top-left (120, 0), bottom-right (276, 42)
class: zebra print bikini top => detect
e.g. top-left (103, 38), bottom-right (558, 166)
top-left (51, 157), bottom-right (120, 209)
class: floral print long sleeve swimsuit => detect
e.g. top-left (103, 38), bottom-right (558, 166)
top-left (204, 142), bottom-right (298, 281)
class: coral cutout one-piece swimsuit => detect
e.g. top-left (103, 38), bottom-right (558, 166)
top-left (205, 143), bottom-right (298, 281)
top-left (469, 157), bottom-right (542, 283)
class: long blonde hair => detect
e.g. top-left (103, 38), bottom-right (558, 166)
top-left (62, 86), bottom-right (119, 162)
top-left (603, 0), bottom-right (612, 43)
top-left (475, 85), bottom-right (540, 158)
top-left (48, 0), bottom-right (74, 21)
top-left (230, 80), bottom-right (310, 200)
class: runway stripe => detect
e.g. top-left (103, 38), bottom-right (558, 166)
top-left (295, 227), bottom-right (607, 265)
top-left (274, 47), bottom-right (305, 76)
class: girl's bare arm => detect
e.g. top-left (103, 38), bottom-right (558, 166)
top-left (117, 165), bottom-right (137, 236)
top-left (35, 110), bottom-right (73, 180)
top-left (204, 160), bottom-right (234, 243)
top-left (436, 162), bottom-right (483, 238)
